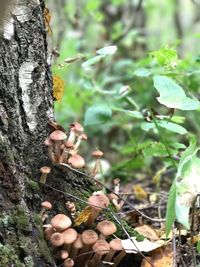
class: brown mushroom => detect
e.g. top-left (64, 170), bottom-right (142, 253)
top-left (62, 228), bottom-right (78, 253)
top-left (73, 133), bottom-right (88, 153)
top-left (43, 224), bottom-right (55, 240)
top-left (91, 150), bottom-right (104, 177)
top-left (60, 250), bottom-right (69, 260)
top-left (44, 137), bottom-right (55, 162)
top-left (70, 234), bottom-right (83, 259)
top-left (96, 220), bottom-right (117, 239)
top-left (50, 232), bottom-right (64, 247)
top-left (88, 240), bottom-right (110, 267)
top-left (50, 130), bottom-right (67, 162)
top-left (50, 214), bottom-right (72, 231)
top-left (40, 201), bottom-right (52, 217)
top-left (79, 230), bottom-right (98, 262)
top-left (68, 154), bottom-right (85, 168)
top-left (39, 166), bottom-right (51, 184)
top-left (63, 258), bottom-right (74, 267)
top-left (85, 194), bottom-right (110, 225)
top-left (104, 238), bottom-right (122, 263)
top-left (68, 122), bottom-right (84, 144)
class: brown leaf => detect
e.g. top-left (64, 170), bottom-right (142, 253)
top-left (141, 245), bottom-right (173, 267)
top-left (135, 224), bottom-right (159, 241)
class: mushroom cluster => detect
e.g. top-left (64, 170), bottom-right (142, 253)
top-left (44, 122), bottom-right (87, 168)
top-left (41, 193), bottom-right (126, 267)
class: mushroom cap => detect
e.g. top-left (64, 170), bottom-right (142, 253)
top-left (96, 220), bottom-right (117, 237)
top-left (68, 154), bottom-right (85, 168)
top-left (62, 228), bottom-right (78, 244)
top-left (109, 238), bottom-right (122, 251)
top-left (88, 194), bottom-right (110, 211)
top-left (91, 150), bottom-right (104, 158)
top-left (44, 137), bottom-right (53, 146)
top-left (64, 141), bottom-right (74, 149)
top-left (41, 201), bottom-right (52, 210)
top-left (81, 230), bottom-right (98, 245)
top-left (70, 122), bottom-right (84, 133)
top-left (50, 130), bottom-right (67, 141)
top-left (43, 225), bottom-right (55, 240)
top-left (92, 240), bottom-right (110, 256)
top-left (50, 214), bottom-right (72, 231)
top-left (60, 250), bottom-right (69, 260)
top-left (40, 166), bottom-right (51, 174)
top-left (80, 133), bottom-right (87, 140)
top-left (63, 258), bottom-right (74, 267)
top-left (50, 232), bottom-right (64, 246)
top-left (73, 235), bottom-right (83, 249)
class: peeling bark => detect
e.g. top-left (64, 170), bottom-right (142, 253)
top-left (0, 1), bottom-right (95, 266)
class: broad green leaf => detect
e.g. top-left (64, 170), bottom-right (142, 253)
top-left (96, 45), bottom-right (117, 55)
top-left (141, 120), bottom-right (187, 135)
top-left (84, 104), bottom-right (112, 126)
top-left (134, 68), bottom-right (152, 77)
top-left (166, 180), bottom-right (176, 237)
top-left (153, 75), bottom-right (200, 110)
top-left (82, 55), bottom-right (105, 68)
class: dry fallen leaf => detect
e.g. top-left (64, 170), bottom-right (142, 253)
top-left (133, 184), bottom-right (148, 201)
top-left (141, 245), bottom-right (173, 267)
top-left (74, 206), bottom-right (92, 226)
top-left (53, 75), bottom-right (65, 101)
top-left (135, 224), bottom-right (159, 241)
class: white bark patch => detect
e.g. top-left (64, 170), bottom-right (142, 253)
top-left (19, 60), bottom-right (40, 132)
top-left (12, 6), bottom-right (31, 23)
top-left (3, 17), bottom-right (14, 40)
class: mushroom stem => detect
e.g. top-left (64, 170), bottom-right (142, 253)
top-left (54, 140), bottom-right (61, 162)
top-left (113, 250), bottom-right (126, 267)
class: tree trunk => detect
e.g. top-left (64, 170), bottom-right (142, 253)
top-left (0, 1), bottom-right (95, 266)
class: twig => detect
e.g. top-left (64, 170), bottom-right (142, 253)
top-left (59, 163), bottom-right (165, 222)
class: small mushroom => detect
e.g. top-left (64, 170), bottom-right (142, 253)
top-left (44, 137), bottom-right (55, 162)
top-left (79, 230), bottom-right (98, 263)
top-left (96, 220), bottom-right (117, 240)
top-left (50, 130), bottom-right (67, 162)
top-left (104, 238), bottom-right (122, 263)
top-left (70, 234), bottom-right (83, 259)
top-left (107, 193), bottom-right (120, 211)
top-left (68, 154), bottom-right (85, 168)
top-left (39, 166), bottom-right (51, 184)
top-left (62, 228), bottom-right (78, 253)
top-left (40, 201), bottom-right (52, 217)
top-left (60, 250), bottom-right (69, 260)
top-left (50, 232), bottom-right (64, 247)
top-left (50, 214), bottom-right (72, 231)
top-left (68, 122), bottom-right (84, 144)
top-left (63, 258), bottom-right (74, 267)
top-left (88, 240), bottom-right (110, 267)
top-left (85, 194), bottom-right (110, 225)
top-left (73, 133), bottom-right (87, 153)
top-left (91, 150), bottom-right (104, 177)
top-left (43, 224), bottom-right (55, 240)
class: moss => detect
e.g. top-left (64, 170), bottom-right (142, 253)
top-left (28, 180), bottom-right (39, 192)
top-left (0, 243), bottom-right (25, 267)
top-left (13, 208), bottom-right (30, 233)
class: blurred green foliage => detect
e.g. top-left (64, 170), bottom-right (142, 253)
top-left (48, 0), bottom-right (200, 184)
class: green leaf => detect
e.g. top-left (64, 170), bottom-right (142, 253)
top-left (134, 68), bottom-right (152, 77)
top-left (150, 46), bottom-right (178, 69)
top-left (82, 55), bottom-right (105, 68)
top-left (84, 104), bottom-right (112, 126)
top-left (96, 45), bottom-right (117, 55)
top-left (166, 180), bottom-right (176, 237)
top-left (141, 120), bottom-right (187, 135)
top-left (153, 75), bottom-right (200, 110)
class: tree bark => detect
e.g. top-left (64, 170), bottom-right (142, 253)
top-left (0, 1), bottom-right (95, 266)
